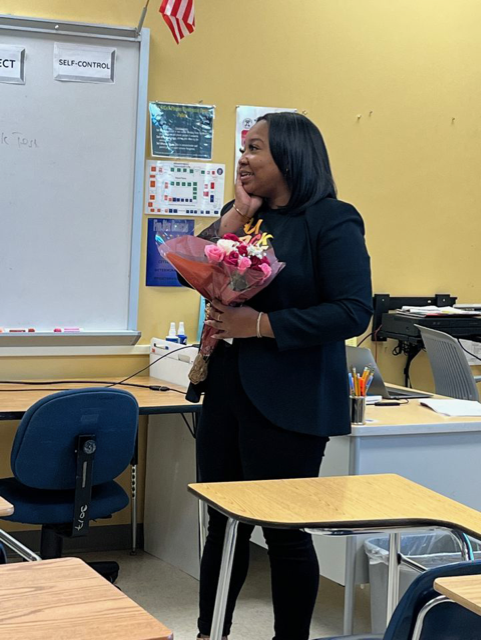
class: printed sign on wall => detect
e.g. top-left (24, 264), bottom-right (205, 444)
top-left (145, 160), bottom-right (225, 218)
top-left (0, 45), bottom-right (26, 84)
top-left (53, 43), bottom-right (116, 83)
top-left (149, 102), bottom-right (215, 160)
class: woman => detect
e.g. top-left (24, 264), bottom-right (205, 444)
top-left (191, 112), bottom-right (372, 640)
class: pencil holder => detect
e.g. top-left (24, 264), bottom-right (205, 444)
top-left (350, 396), bottom-right (366, 425)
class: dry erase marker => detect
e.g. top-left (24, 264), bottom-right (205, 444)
top-left (8, 328), bottom-right (27, 332)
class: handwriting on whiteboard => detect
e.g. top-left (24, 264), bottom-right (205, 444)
top-left (0, 131), bottom-right (39, 149)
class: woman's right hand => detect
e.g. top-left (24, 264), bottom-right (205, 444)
top-left (234, 169), bottom-right (263, 219)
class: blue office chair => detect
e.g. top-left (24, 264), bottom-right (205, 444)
top-left (316, 560), bottom-right (481, 640)
top-left (0, 387), bottom-right (138, 580)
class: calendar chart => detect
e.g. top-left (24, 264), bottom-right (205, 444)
top-left (145, 160), bottom-right (225, 217)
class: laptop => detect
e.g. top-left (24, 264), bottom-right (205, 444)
top-left (346, 346), bottom-right (432, 400)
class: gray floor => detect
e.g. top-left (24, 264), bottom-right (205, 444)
top-left (79, 544), bottom-right (372, 640)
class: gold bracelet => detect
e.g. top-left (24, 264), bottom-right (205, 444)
top-left (232, 203), bottom-right (250, 221)
top-left (256, 312), bottom-right (264, 338)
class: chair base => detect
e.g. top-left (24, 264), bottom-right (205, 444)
top-left (40, 525), bottom-right (120, 583)
top-left (88, 561), bottom-right (120, 584)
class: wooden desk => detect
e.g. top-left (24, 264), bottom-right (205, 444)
top-left (435, 575), bottom-right (481, 617)
top-left (189, 474), bottom-right (481, 538)
top-left (189, 473), bottom-right (481, 640)
top-left (0, 376), bottom-right (200, 421)
top-left (0, 497), bottom-right (13, 518)
top-left (0, 557), bottom-right (172, 639)
top-left (295, 396), bottom-right (481, 634)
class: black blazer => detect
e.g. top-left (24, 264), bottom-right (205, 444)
top-left (186, 197), bottom-right (372, 437)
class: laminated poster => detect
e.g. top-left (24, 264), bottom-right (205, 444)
top-left (149, 102), bottom-right (215, 160)
top-left (146, 217), bottom-right (195, 287)
top-left (145, 160), bottom-right (224, 218)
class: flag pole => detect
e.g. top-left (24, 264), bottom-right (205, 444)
top-left (136, 0), bottom-right (151, 35)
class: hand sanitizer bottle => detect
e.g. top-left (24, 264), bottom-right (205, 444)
top-left (177, 321), bottom-right (188, 345)
top-left (166, 322), bottom-right (179, 343)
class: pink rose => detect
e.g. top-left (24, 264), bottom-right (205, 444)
top-left (259, 263), bottom-right (272, 279)
top-left (204, 244), bottom-right (225, 263)
top-left (237, 256), bottom-right (252, 274)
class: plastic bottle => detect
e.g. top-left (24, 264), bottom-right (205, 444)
top-left (177, 321), bottom-right (188, 345)
top-left (166, 322), bottom-right (179, 343)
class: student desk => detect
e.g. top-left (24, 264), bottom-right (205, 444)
top-left (435, 574), bottom-right (481, 617)
top-left (242, 397), bottom-right (481, 634)
top-left (0, 557), bottom-right (173, 639)
top-left (189, 474), bottom-right (481, 640)
top-left (0, 377), bottom-right (202, 555)
top-left (0, 498), bottom-right (13, 518)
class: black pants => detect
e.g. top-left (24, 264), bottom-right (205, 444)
top-left (196, 342), bottom-right (329, 640)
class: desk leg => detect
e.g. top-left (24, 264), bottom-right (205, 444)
top-left (0, 529), bottom-right (41, 562)
top-left (130, 463), bottom-right (138, 555)
top-left (342, 537), bottom-right (356, 635)
top-left (210, 517), bottom-right (239, 640)
top-left (386, 532), bottom-right (401, 625)
top-left (451, 529), bottom-right (474, 560)
top-left (198, 499), bottom-right (207, 555)
top-left (130, 434), bottom-right (139, 556)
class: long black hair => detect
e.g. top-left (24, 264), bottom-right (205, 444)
top-left (257, 112), bottom-right (337, 214)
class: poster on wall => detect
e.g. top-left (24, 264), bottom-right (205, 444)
top-left (53, 43), bottom-right (116, 83)
top-left (235, 105), bottom-right (297, 179)
top-left (149, 102), bottom-right (215, 160)
top-left (0, 45), bottom-right (26, 84)
top-left (145, 160), bottom-right (225, 218)
top-left (146, 217), bottom-right (195, 287)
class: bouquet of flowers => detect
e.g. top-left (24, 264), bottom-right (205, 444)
top-left (157, 232), bottom-right (285, 384)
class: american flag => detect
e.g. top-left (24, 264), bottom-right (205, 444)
top-left (159, 0), bottom-right (195, 44)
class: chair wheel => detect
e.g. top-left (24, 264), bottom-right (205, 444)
top-left (88, 561), bottom-right (119, 583)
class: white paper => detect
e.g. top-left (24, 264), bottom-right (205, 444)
top-left (54, 43), bottom-right (115, 83)
top-left (145, 160), bottom-right (225, 217)
top-left (0, 45), bottom-right (25, 84)
top-left (400, 305), bottom-right (481, 316)
top-left (366, 395), bottom-right (383, 404)
top-left (460, 340), bottom-right (481, 366)
top-left (420, 399), bottom-right (481, 417)
top-left (235, 105), bottom-right (297, 180)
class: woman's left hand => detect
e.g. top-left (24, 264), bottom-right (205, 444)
top-left (205, 299), bottom-right (258, 339)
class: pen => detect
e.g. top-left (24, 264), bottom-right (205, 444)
top-left (348, 372), bottom-right (355, 395)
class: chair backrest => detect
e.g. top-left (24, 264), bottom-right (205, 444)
top-left (384, 559), bottom-right (481, 640)
top-left (416, 325), bottom-right (479, 401)
top-left (11, 388), bottom-right (138, 490)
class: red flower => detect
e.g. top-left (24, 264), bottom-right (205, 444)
top-left (224, 251), bottom-right (240, 266)
top-left (223, 233), bottom-right (240, 242)
top-left (237, 244), bottom-right (249, 256)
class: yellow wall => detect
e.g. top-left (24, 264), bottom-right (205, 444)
top-left (1, 0), bottom-right (481, 530)
top-left (4, 0), bottom-right (480, 373)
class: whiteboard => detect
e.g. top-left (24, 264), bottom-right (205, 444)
top-left (0, 15), bottom-right (149, 344)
